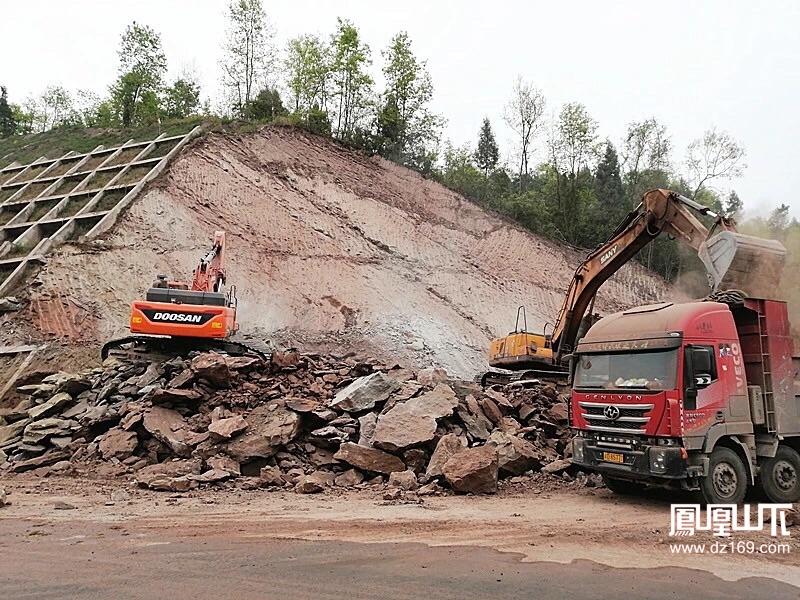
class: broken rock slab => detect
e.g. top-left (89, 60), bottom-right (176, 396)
top-left (541, 458), bottom-right (572, 475)
top-left (334, 442), bottom-right (405, 475)
top-left (357, 412), bottom-right (377, 446)
top-left (329, 372), bottom-right (400, 412)
top-left (388, 470), bottom-right (419, 491)
top-left (488, 431), bottom-right (542, 475)
top-left (208, 415), bottom-right (248, 439)
top-left (442, 444), bottom-right (499, 494)
top-left (142, 407), bottom-right (190, 457)
top-left (149, 388), bottom-right (203, 404)
top-left (259, 465), bottom-right (286, 487)
top-left (28, 393), bottom-right (72, 420)
top-left (373, 384), bottom-right (458, 452)
top-left (416, 367), bottom-right (449, 387)
top-left (191, 353), bottom-right (231, 388)
top-left (334, 468), bottom-right (364, 487)
top-left (23, 418), bottom-right (75, 445)
top-left (425, 433), bottom-right (466, 478)
top-left (247, 403), bottom-right (301, 447)
top-left (98, 428), bottom-right (139, 461)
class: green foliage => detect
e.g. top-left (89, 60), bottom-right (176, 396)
top-left (0, 86), bottom-right (15, 137)
top-left (245, 87), bottom-right (286, 121)
top-left (593, 142), bottom-right (627, 239)
top-left (374, 31), bottom-right (442, 169)
top-left (285, 34), bottom-right (331, 115)
top-left (222, 0), bottom-right (275, 116)
top-left (110, 22), bottom-right (168, 127)
top-left (162, 78), bottom-right (201, 120)
top-left (330, 18), bottom-right (373, 142)
top-left (475, 118), bottom-right (499, 177)
top-left (438, 143), bottom-right (483, 200)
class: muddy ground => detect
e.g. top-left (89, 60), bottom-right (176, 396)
top-left (2, 475), bottom-right (798, 599)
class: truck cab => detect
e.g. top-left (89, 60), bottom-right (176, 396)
top-left (569, 297), bottom-right (800, 504)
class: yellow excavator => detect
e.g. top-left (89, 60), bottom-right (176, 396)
top-left (482, 189), bottom-right (787, 386)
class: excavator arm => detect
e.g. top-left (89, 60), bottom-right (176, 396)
top-left (191, 231), bottom-right (227, 293)
top-left (549, 189), bottom-right (785, 362)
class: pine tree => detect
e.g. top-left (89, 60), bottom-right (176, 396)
top-left (593, 141), bottom-right (627, 238)
top-left (475, 117), bottom-right (499, 177)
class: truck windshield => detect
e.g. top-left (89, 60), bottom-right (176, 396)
top-left (574, 349), bottom-right (679, 390)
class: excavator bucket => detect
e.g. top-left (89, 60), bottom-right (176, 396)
top-left (698, 231), bottom-right (787, 298)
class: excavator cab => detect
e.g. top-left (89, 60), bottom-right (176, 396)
top-left (488, 307), bottom-right (554, 370)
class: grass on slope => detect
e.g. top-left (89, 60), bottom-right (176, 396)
top-left (0, 117), bottom-right (208, 169)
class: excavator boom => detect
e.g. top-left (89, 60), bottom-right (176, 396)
top-left (483, 189), bottom-right (787, 384)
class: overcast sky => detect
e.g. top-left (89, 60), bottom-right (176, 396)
top-left (3, 0), bottom-right (799, 216)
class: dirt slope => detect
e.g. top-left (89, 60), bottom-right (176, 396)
top-left (25, 126), bottom-right (668, 376)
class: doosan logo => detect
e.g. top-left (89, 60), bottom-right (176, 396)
top-left (152, 312), bottom-right (203, 323)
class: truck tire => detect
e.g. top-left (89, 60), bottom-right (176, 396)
top-left (698, 447), bottom-right (747, 505)
top-left (602, 474), bottom-right (645, 496)
top-left (759, 446), bottom-right (800, 503)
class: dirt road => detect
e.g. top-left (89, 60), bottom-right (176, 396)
top-left (1, 477), bottom-right (798, 599)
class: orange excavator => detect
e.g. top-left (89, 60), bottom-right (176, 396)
top-left (482, 189), bottom-right (787, 385)
top-left (101, 231), bottom-right (271, 362)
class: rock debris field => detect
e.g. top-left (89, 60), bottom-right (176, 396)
top-left (0, 349), bottom-right (592, 499)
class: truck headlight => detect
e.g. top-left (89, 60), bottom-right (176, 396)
top-left (572, 438), bottom-right (585, 463)
top-left (649, 448), bottom-right (668, 473)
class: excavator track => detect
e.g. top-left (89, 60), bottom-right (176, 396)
top-left (101, 336), bottom-right (273, 364)
top-left (479, 367), bottom-right (568, 387)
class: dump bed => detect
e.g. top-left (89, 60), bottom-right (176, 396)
top-left (731, 298), bottom-right (800, 435)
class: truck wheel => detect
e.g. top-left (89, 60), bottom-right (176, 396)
top-left (699, 447), bottom-right (747, 505)
top-left (602, 475), bottom-right (644, 496)
top-left (759, 446), bottom-right (800, 503)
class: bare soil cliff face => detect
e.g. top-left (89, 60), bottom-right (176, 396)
top-left (28, 127), bottom-right (668, 377)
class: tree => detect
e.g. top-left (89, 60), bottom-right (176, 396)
top-left (0, 86), bottom-right (15, 137)
top-left (284, 34), bottom-right (331, 117)
top-left (162, 77), bottom-right (201, 119)
top-left (725, 190), bottom-right (744, 218)
top-left (687, 127), bottom-right (746, 198)
top-left (10, 103), bottom-right (33, 135)
top-left (221, 0), bottom-right (276, 117)
top-left (330, 18), bottom-right (373, 141)
top-left (245, 87), bottom-right (286, 120)
top-left (767, 204), bottom-right (791, 239)
top-left (110, 22), bottom-right (167, 127)
top-left (621, 118), bottom-right (671, 203)
top-left (594, 142), bottom-right (627, 237)
top-left (439, 142), bottom-right (483, 201)
top-left (377, 31), bottom-right (442, 168)
top-left (503, 76), bottom-right (546, 190)
top-left (475, 118), bottom-right (499, 177)
top-left (547, 102), bottom-right (600, 245)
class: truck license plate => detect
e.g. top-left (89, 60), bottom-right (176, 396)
top-left (603, 452), bottom-right (624, 463)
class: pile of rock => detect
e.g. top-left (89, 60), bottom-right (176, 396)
top-left (0, 350), bottom-right (574, 494)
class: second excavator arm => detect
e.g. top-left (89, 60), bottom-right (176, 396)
top-left (190, 230), bottom-right (227, 293)
top-left (549, 189), bottom-right (736, 363)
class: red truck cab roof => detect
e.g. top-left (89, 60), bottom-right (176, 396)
top-left (576, 301), bottom-right (736, 352)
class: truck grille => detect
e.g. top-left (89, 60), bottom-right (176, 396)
top-left (578, 402), bottom-right (653, 434)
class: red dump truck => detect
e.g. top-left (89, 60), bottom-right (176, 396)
top-left (569, 294), bottom-right (800, 504)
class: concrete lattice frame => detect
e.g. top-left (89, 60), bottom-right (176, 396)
top-left (0, 126), bottom-right (202, 296)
